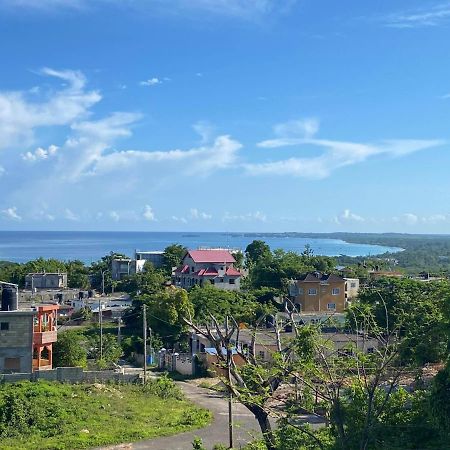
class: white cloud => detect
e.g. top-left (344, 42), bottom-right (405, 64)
top-left (223, 211), bottom-right (267, 222)
top-left (190, 208), bottom-right (212, 219)
top-left (193, 120), bottom-right (215, 144)
top-left (1, 206), bottom-right (21, 221)
top-left (143, 205), bottom-right (156, 221)
top-left (140, 77), bottom-right (163, 86)
top-left (0, 166), bottom-right (5, 177)
top-left (334, 209), bottom-right (365, 225)
top-left (0, 67), bottom-right (100, 152)
top-left (384, 3), bottom-right (450, 28)
top-left (273, 117), bottom-right (319, 139)
top-left (64, 208), bottom-right (79, 221)
top-left (248, 121), bottom-right (444, 178)
top-left (109, 211), bottom-right (120, 222)
top-left (172, 215), bottom-right (188, 224)
top-left (22, 144), bottom-right (59, 162)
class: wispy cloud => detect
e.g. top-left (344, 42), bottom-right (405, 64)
top-left (223, 211), bottom-right (267, 222)
top-left (64, 208), bottom-right (79, 221)
top-left (1, 206), bottom-right (21, 221)
top-left (384, 2), bottom-right (450, 28)
top-left (140, 77), bottom-right (163, 86)
top-left (190, 208), bottom-right (212, 220)
top-left (0, 0), bottom-right (298, 19)
top-left (246, 119), bottom-right (444, 179)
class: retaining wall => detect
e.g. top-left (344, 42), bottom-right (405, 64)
top-left (0, 367), bottom-right (139, 384)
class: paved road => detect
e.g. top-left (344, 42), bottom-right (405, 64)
top-left (100, 382), bottom-right (263, 450)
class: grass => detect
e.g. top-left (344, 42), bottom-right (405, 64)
top-left (0, 379), bottom-right (211, 450)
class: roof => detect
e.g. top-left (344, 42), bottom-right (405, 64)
top-left (297, 272), bottom-right (344, 283)
top-left (204, 347), bottom-right (238, 356)
top-left (225, 267), bottom-right (241, 277)
top-left (197, 267), bottom-right (219, 276)
top-left (186, 249), bottom-right (236, 264)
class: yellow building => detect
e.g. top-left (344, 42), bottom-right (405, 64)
top-left (289, 272), bottom-right (347, 313)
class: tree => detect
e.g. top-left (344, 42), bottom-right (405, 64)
top-left (245, 240), bottom-right (272, 266)
top-left (53, 331), bottom-right (87, 368)
top-left (184, 311), bottom-right (318, 450)
top-left (89, 252), bottom-right (127, 293)
top-left (162, 244), bottom-right (187, 274)
top-left (66, 260), bottom-right (89, 289)
top-left (89, 334), bottom-right (122, 368)
top-left (350, 278), bottom-right (449, 364)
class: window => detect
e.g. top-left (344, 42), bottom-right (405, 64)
top-left (351, 282), bottom-right (356, 288)
top-left (229, 279), bottom-right (235, 284)
top-left (327, 303), bottom-right (336, 310)
top-left (298, 288), bottom-right (304, 295)
top-left (332, 288), bottom-right (340, 295)
top-left (191, 267), bottom-right (195, 273)
top-left (367, 347), bottom-right (374, 354)
top-left (219, 277), bottom-right (224, 283)
top-left (0, 322), bottom-right (9, 331)
top-left (4, 357), bottom-right (20, 371)
top-left (259, 351), bottom-right (265, 359)
top-left (308, 288), bottom-right (317, 295)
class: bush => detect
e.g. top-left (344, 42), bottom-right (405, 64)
top-left (142, 374), bottom-right (183, 400)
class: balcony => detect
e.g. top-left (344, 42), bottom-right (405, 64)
top-left (33, 359), bottom-right (52, 371)
top-left (33, 330), bottom-right (57, 345)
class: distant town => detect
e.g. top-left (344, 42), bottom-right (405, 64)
top-left (1, 238), bottom-right (449, 449)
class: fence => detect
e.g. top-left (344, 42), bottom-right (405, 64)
top-left (0, 367), bottom-right (139, 384)
top-left (158, 350), bottom-right (195, 376)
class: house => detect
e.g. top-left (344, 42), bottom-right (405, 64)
top-left (25, 272), bottom-right (67, 290)
top-left (173, 249), bottom-right (242, 291)
top-left (189, 327), bottom-right (379, 371)
top-left (289, 272), bottom-right (347, 313)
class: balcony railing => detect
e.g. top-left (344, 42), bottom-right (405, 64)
top-left (33, 330), bottom-right (57, 345)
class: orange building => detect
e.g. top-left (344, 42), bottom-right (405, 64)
top-left (33, 305), bottom-right (59, 371)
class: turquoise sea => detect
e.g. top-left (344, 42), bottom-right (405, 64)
top-left (0, 231), bottom-right (402, 264)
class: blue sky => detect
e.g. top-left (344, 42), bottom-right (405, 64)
top-left (0, 0), bottom-right (449, 233)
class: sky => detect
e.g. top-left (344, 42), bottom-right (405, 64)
top-left (0, 0), bottom-right (450, 233)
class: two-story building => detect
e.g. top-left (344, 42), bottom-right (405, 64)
top-left (289, 272), bottom-right (347, 313)
top-left (173, 249), bottom-right (242, 291)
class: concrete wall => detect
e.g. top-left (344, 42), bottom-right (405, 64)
top-left (0, 367), bottom-right (139, 384)
top-left (174, 353), bottom-right (194, 376)
top-left (0, 311), bottom-right (35, 374)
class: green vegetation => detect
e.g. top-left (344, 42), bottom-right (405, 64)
top-left (0, 379), bottom-right (211, 450)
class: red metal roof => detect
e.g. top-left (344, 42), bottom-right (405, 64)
top-left (186, 250), bottom-right (236, 263)
top-left (174, 265), bottom-right (190, 274)
top-left (197, 267), bottom-right (219, 276)
top-left (225, 267), bottom-right (241, 277)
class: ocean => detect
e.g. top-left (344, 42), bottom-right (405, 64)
top-left (0, 231), bottom-right (402, 264)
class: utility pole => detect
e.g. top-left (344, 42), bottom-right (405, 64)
top-left (148, 326), bottom-right (153, 365)
top-left (101, 270), bottom-right (106, 296)
top-left (117, 318), bottom-right (122, 345)
top-left (225, 316), bottom-right (234, 449)
top-left (99, 299), bottom-right (103, 361)
top-left (143, 304), bottom-right (147, 384)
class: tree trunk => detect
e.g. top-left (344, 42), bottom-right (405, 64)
top-left (254, 408), bottom-right (276, 450)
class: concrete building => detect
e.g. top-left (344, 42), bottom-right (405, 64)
top-left (173, 249), bottom-right (242, 291)
top-left (25, 272), bottom-right (67, 290)
top-left (289, 272), bottom-right (347, 313)
top-left (111, 258), bottom-right (135, 281)
top-left (0, 310), bottom-right (36, 373)
top-left (135, 251), bottom-right (164, 269)
top-left (344, 277), bottom-right (360, 301)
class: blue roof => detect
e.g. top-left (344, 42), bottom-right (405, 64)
top-left (204, 347), bottom-right (238, 356)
